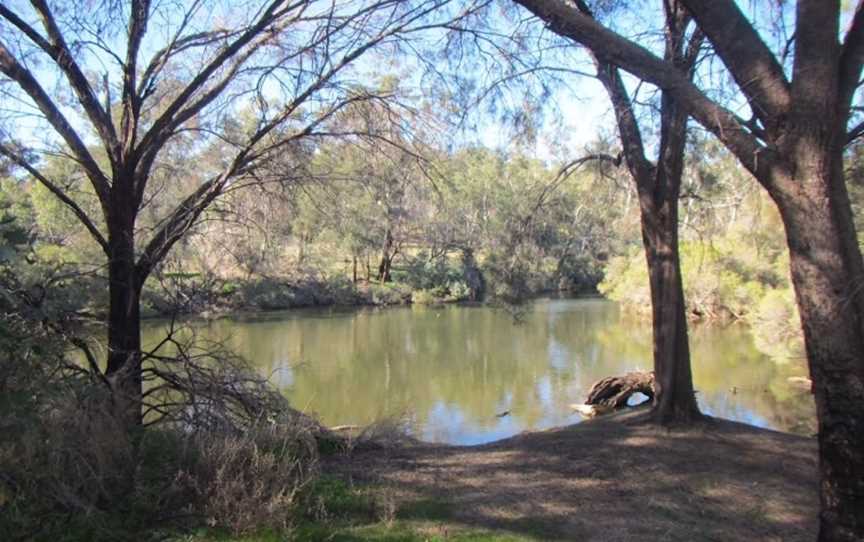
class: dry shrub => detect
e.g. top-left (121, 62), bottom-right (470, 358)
top-left (350, 414), bottom-right (418, 450)
top-left (176, 421), bottom-right (319, 535)
top-left (0, 316), bottom-right (322, 540)
top-left (0, 390), bottom-right (143, 540)
top-left (1, 398), bottom-right (319, 540)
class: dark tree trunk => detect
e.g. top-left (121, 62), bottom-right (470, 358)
top-left (642, 75), bottom-right (701, 424)
top-left (591, 0), bottom-right (702, 424)
top-left (770, 150), bottom-right (864, 541)
top-left (352, 255), bottom-right (358, 283)
top-left (640, 197), bottom-right (700, 423)
top-left (378, 227), bottom-right (394, 284)
top-left (104, 215), bottom-right (143, 430)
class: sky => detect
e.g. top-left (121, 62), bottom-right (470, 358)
top-left (0, 0), bottom-right (629, 171)
top-left (3, 0), bottom-right (859, 175)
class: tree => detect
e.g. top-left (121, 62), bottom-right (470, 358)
top-left (510, 0), bottom-right (864, 538)
top-left (572, 0), bottom-right (703, 422)
top-left (0, 0), bottom-right (481, 428)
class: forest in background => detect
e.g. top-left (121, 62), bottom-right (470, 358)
top-left (6, 128), bottom-right (863, 362)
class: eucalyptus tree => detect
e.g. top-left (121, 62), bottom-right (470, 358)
top-left (565, 0), bottom-right (705, 423)
top-left (0, 0), bottom-right (485, 428)
top-left (509, 0), bottom-right (864, 538)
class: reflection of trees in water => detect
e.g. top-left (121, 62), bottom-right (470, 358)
top-left (141, 300), bottom-right (817, 442)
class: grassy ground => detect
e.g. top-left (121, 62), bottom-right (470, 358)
top-left (182, 408), bottom-right (818, 542)
top-left (181, 477), bottom-right (535, 541)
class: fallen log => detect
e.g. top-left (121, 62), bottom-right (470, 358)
top-left (585, 371), bottom-right (655, 409)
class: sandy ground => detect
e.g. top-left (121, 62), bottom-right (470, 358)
top-left (328, 409), bottom-right (819, 541)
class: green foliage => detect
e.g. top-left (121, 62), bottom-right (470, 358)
top-left (0, 178), bottom-right (34, 262)
top-left (751, 288), bottom-right (805, 362)
top-left (366, 282), bottom-right (413, 305)
top-left (398, 254), bottom-right (472, 303)
top-left (599, 184), bottom-right (805, 362)
top-left (600, 236), bottom-right (785, 320)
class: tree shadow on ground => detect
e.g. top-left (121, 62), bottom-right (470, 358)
top-left (327, 408), bottom-right (818, 541)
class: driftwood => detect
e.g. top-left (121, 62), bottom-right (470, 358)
top-left (570, 404), bottom-right (614, 418)
top-left (585, 371), bottom-right (655, 409)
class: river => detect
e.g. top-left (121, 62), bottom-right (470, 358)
top-left (142, 297), bottom-right (816, 444)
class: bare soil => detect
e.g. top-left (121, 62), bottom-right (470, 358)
top-left (328, 409), bottom-right (818, 541)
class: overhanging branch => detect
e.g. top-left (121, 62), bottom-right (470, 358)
top-left (0, 142), bottom-right (109, 255)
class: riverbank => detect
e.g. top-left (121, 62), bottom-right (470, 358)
top-left (140, 275), bottom-right (494, 319)
top-left (140, 273), bottom-right (594, 320)
top-left (329, 409), bottom-right (817, 541)
top-left (191, 408), bottom-right (818, 541)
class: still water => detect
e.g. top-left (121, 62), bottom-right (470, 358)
top-left (142, 297), bottom-right (816, 445)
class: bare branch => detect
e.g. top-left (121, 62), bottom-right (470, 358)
top-left (119, 0), bottom-right (152, 157)
top-left (135, 0), bottom-right (299, 169)
top-left (0, 40), bottom-right (112, 205)
top-left (17, 0), bottom-right (120, 159)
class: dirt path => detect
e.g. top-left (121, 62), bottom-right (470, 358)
top-left (328, 409), bottom-right (818, 541)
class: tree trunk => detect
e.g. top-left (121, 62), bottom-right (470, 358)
top-left (639, 196), bottom-right (701, 424)
top-left (352, 255), bottom-right (358, 283)
top-left (588, 0), bottom-right (701, 425)
top-left (771, 154), bottom-right (864, 541)
top-left (104, 214), bottom-right (143, 430)
top-left (378, 227), bottom-right (394, 284)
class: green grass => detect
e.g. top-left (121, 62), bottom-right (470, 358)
top-left (184, 524), bottom-right (533, 542)
top-left (181, 476), bottom-right (537, 542)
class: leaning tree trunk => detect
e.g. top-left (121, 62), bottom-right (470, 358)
top-left (771, 150), bottom-right (864, 541)
top-left (104, 216), bottom-right (144, 430)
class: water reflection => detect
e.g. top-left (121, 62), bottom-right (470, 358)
top-left (142, 298), bottom-right (816, 444)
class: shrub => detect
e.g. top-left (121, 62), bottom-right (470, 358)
top-left (173, 424), bottom-right (317, 535)
top-left (0, 308), bottom-right (320, 540)
top-left (366, 282), bottom-right (412, 305)
top-left (600, 237), bottom-right (787, 322)
top-left (750, 288), bottom-right (804, 362)
top-left (411, 288), bottom-right (439, 304)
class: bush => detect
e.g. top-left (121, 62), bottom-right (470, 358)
top-left (365, 282), bottom-right (412, 305)
top-left (599, 236), bottom-right (786, 322)
top-left (400, 254), bottom-right (463, 291)
top-left (173, 424), bottom-right (317, 535)
top-left (751, 288), bottom-right (804, 362)
top-left (0, 307), bottom-right (320, 540)
top-left (411, 288), bottom-right (439, 304)
top-left (0, 392), bottom-right (319, 540)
